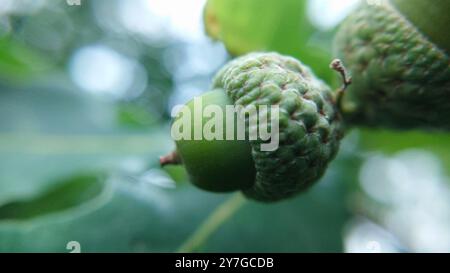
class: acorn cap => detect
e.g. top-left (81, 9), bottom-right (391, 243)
top-left (213, 53), bottom-right (343, 202)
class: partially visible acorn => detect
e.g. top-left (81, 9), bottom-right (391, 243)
top-left (162, 53), bottom-right (344, 202)
top-left (334, 0), bottom-right (450, 130)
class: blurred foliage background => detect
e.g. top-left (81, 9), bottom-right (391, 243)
top-left (0, 0), bottom-right (449, 253)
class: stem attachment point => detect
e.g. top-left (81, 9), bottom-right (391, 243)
top-left (160, 150), bottom-right (182, 166)
top-left (330, 59), bottom-right (352, 108)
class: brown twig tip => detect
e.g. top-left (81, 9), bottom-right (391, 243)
top-left (330, 59), bottom-right (352, 107)
top-left (160, 151), bottom-right (182, 167)
top-left (330, 59), bottom-right (352, 87)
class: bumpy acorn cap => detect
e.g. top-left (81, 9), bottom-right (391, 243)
top-left (334, 0), bottom-right (450, 130)
top-left (212, 53), bottom-right (344, 202)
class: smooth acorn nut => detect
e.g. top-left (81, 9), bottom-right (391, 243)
top-left (162, 53), bottom-right (344, 202)
top-left (173, 90), bottom-right (256, 192)
top-left (334, 0), bottom-right (450, 130)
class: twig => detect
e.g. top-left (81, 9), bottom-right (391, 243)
top-left (330, 59), bottom-right (352, 108)
top-left (176, 192), bottom-right (247, 253)
top-left (160, 150), bottom-right (182, 166)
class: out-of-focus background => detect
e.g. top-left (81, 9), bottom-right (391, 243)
top-left (0, 0), bottom-right (449, 253)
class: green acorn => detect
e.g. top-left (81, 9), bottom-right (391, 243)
top-left (170, 89), bottom-right (256, 193)
top-left (161, 53), bottom-right (344, 202)
top-left (334, 0), bottom-right (450, 130)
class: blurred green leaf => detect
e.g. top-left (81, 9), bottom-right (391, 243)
top-left (0, 37), bottom-right (52, 82)
top-left (0, 159), bottom-right (356, 252)
top-left (0, 173), bottom-right (104, 221)
top-left (204, 0), bottom-right (334, 83)
top-left (0, 173), bottom-right (228, 252)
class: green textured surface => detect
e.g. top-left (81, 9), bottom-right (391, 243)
top-left (334, 1), bottom-right (450, 130)
top-left (392, 0), bottom-right (450, 53)
top-left (213, 53), bottom-right (344, 202)
top-left (175, 90), bottom-right (256, 192)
